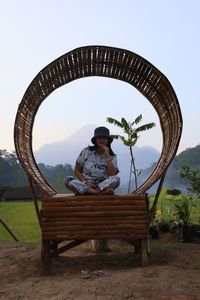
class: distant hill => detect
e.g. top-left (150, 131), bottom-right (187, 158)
top-left (172, 145), bottom-right (200, 169)
top-left (34, 124), bottom-right (98, 166)
top-left (34, 124), bottom-right (160, 184)
top-left (123, 145), bottom-right (200, 193)
top-left (164, 145), bottom-right (200, 192)
top-left (0, 149), bottom-right (74, 195)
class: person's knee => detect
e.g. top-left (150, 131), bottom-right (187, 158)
top-left (108, 175), bottom-right (120, 187)
top-left (64, 176), bottom-right (74, 188)
top-left (112, 175), bottom-right (120, 185)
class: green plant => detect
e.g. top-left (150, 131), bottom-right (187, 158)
top-left (107, 115), bottom-right (155, 191)
top-left (180, 166), bottom-right (200, 199)
top-left (167, 189), bottom-right (181, 196)
top-left (173, 166), bottom-right (200, 226)
top-left (173, 196), bottom-right (194, 225)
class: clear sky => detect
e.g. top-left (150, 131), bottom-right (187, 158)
top-left (1, 0), bottom-right (200, 154)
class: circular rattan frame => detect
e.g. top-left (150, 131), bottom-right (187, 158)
top-left (14, 45), bottom-right (183, 196)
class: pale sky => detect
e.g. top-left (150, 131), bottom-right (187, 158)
top-left (0, 0), bottom-right (200, 155)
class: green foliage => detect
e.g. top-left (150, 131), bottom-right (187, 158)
top-left (172, 166), bottom-right (200, 225)
top-left (0, 149), bottom-right (74, 193)
top-left (107, 115), bottom-right (155, 148)
top-left (173, 197), bottom-right (194, 225)
top-left (158, 188), bottom-right (168, 200)
top-left (0, 149), bottom-right (28, 187)
top-left (167, 189), bottom-right (182, 196)
top-left (107, 115), bottom-right (155, 191)
top-left (38, 163), bottom-right (74, 193)
top-left (180, 165), bottom-right (200, 196)
top-left (153, 188), bottom-right (175, 223)
top-left (149, 191), bottom-right (200, 226)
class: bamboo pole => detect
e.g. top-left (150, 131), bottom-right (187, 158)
top-left (55, 240), bottom-right (87, 255)
top-left (0, 217), bottom-right (18, 241)
top-left (149, 172), bottom-right (166, 223)
top-left (29, 177), bottom-right (41, 227)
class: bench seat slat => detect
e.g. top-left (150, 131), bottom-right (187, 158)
top-left (41, 205), bottom-right (146, 213)
top-left (43, 233), bottom-right (147, 241)
top-left (41, 219), bottom-right (147, 226)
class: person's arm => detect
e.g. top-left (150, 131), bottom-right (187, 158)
top-left (74, 148), bottom-right (88, 183)
top-left (106, 158), bottom-right (118, 176)
top-left (74, 163), bottom-right (96, 187)
top-left (74, 163), bottom-right (86, 182)
top-left (102, 146), bottom-right (118, 176)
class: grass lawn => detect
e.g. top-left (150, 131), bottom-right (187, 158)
top-left (0, 195), bottom-right (200, 243)
top-left (150, 190), bottom-right (200, 223)
top-left (149, 196), bottom-right (200, 224)
top-left (0, 201), bottom-right (41, 243)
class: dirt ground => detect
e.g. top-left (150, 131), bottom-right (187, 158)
top-left (0, 234), bottom-right (200, 300)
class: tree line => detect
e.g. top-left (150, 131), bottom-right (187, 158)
top-left (0, 149), bottom-right (74, 194)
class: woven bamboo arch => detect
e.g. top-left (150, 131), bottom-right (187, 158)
top-left (14, 45), bottom-right (182, 196)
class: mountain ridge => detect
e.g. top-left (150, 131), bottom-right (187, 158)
top-left (34, 124), bottom-right (160, 184)
top-left (124, 144), bottom-right (200, 193)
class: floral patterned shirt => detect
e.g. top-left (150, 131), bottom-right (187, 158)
top-left (76, 146), bottom-right (119, 181)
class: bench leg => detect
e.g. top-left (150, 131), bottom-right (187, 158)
top-left (147, 235), bottom-right (151, 255)
top-left (41, 240), bottom-right (51, 274)
top-left (50, 240), bottom-right (58, 256)
top-left (91, 240), bottom-right (110, 253)
top-left (140, 239), bottom-right (148, 267)
top-left (134, 241), bottom-right (140, 255)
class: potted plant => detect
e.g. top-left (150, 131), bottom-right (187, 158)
top-left (175, 166), bottom-right (200, 242)
top-left (151, 189), bottom-right (175, 234)
top-left (173, 196), bottom-right (195, 242)
top-left (158, 220), bottom-right (170, 233)
top-left (149, 224), bottom-right (160, 239)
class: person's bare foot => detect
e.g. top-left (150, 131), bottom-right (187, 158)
top-left (87, 187), bottom-right (101, 195)
top-left (101, 188), bottom-right (114, 195)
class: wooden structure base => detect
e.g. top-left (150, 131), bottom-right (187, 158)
top-left (41, 193), bottom-right (149, 272)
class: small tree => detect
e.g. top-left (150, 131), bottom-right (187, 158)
top-left (180, 166), bottom-right (200, 199)
top-left (173, 166), bottom-right (200, 226)
top-left (107, 115), bottom-right (155, 192)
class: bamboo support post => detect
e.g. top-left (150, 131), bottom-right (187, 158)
top-left (149, 172), bottom-right (167, 224)
top-left (0, 217), bottom-right (18, 241)
top-left (29, 177), bottom-right (42, 227)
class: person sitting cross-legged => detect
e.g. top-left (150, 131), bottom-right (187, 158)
top-left (64, 126), bottom-right (120, 195)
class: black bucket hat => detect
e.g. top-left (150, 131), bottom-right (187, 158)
top-left (91, 126), bottom-right (113, 145)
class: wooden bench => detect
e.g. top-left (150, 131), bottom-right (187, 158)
top-left (41, 193), bottom-right (149, 269)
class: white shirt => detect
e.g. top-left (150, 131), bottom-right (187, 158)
top-left (76, 146), bottom-right (118, 181)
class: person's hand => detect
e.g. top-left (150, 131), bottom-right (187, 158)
top-left (98, 144), bottom-right (110, 158)
top-left (85, 180), bottom-right (96, 188)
